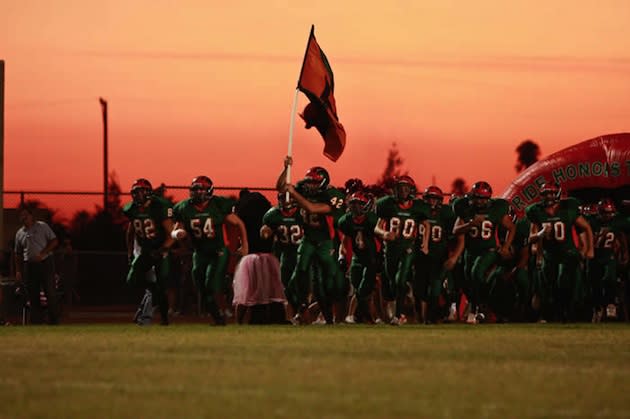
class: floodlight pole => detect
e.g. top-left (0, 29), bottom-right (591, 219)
top-left (99, 98), bottom-right (108, 211)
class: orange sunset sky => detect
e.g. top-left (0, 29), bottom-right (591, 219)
top-left (3, 1), bottom-right (630, 201)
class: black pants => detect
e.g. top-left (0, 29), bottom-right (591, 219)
top-left (24, 258), bottom-right (59, 324)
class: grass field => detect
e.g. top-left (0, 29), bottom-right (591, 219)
top-left (1, 323), bottom-right (630, 419)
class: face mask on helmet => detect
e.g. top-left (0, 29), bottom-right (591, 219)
top-left (469, 182), bottom-right (492, 211)
top-left (190, 185), bottom-right (208, 204)
top-left (394, 184), bottom-right (412, 201)
top-left (302, 167), bottom-right (329, 196)
top-left (348, 193), bottom-right (371, 216)
top-left (394, 176), bottom-right (415, 202)
top-left (189, 176), bottom-right (213, 204)
top-left (131, 179), bottom-right (152, 205)
top-left (302, 180), bottom-right (323, 196)
top-left (540, 183), bottom-right (560, 207)
top-left (424, 186), bottom-right (444, 210)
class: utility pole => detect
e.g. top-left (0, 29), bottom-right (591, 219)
top-left (99, 97), bottom-right (108, 211)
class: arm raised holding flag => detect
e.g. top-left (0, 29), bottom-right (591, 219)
top-left (285, 25), bottom-right (346, 187)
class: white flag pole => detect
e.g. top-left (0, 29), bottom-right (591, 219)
top-left (285, 25), bottom-right (314, 198)
top-left (286, 87), bottom-right (299, 185)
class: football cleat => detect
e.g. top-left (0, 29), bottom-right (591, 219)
top-left (447, 303), bottom-right (458, 322)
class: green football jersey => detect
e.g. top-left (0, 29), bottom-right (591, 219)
top-left (588, 214), bottom-right (625, 261)
top-left (618, 215), bottom-right (630, 233)
top-left (338, 211), bottom-right (378, 259)
top-left (299, 188), bottom-right (339, 242)
top-left (452, 197), bottom-right (510, 252)
top-left (173, 196), bottom-right (234, 253)
top-left (326, 187), bottom-right (347, 226)
top-left (262, 206), bottom-right (304, 252)
top-left (525, 198), bottom-right (580, 253)
top-left (376, 196), bottom-right (429, 249)
top-left (419, 204), bottom-right (456, 257)
top-left (513, 217), bottom-right (531, 252)
top-left (123, 196), bottom-right (173, 251)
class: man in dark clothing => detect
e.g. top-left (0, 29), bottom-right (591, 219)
top-left (14, 205), bottom-right (59, 324)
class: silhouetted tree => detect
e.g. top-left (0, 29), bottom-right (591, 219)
top-left (153, 182), bottom-right (176, 205)
top-left (451, 178), bottom-right (468, 197)
top-left (376, 142), bottom-right (408, 191)
top-left (68, 174), bottom-right (127, 251)
top-left (515, 139), bottom-right (541, 172)
top-left (105, 172), bottom-right (126, 223)
top-left (69, 210), bottom-right (91, 249)
top-left (21, 199), bottom-right (68, 240)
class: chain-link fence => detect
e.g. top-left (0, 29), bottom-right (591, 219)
top-left (2, 186), bottom-right (277, 308)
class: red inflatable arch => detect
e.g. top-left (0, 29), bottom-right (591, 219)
top-left (501, 133), bottom-right (630, 215)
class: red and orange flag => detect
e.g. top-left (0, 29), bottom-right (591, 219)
top-left (297, 25), bottom-right (346, 162)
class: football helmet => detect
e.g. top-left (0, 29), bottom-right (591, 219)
top-left (469, 181), bottom-right (492, 210)
top-left (302, 166), bottom-right (330, 196)
top-left (344, 178), bottom-right (364, 196)
top-left (394, 175), bottom-right (416, 202)
top-left (423, 185), bottom-right (444, 209)
top-left (598, 198), bottom-right (616, 221)
top-left (470, 181), bottom-right (493, 199)
top-left (579, 204), bottom-right (597, 217)
top-left (190, 175), bottom-right (213, 204)
top-left (539, 182), bottom-right (561, 207)
top-left (348, 191), bottom-right (372, 216)
top-left (131, 178), bottom-right (153, 205)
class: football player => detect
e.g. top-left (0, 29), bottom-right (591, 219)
top-left (486, 207), bottom-right (532, 322)
top-left (260, 193), bottom-right (304, 316)
top-left (277, 157), bottom-right (345, 324)
top-left (526, 182), bottom-right (593, 322)
top-left (123, 178), bottom-right (175, 326)
top-left (374, 175), bottom-right (430, 325)
top-left (338, 191), bottom-right (379, 323)
top-left (451, 181), bottom-right (516, 323)
top-left (415, 186), bottom-right (462, 323)
top-left (172, 176), bottom-right (249, 325)
top-left (587, 198), bottom-right (628, 321)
